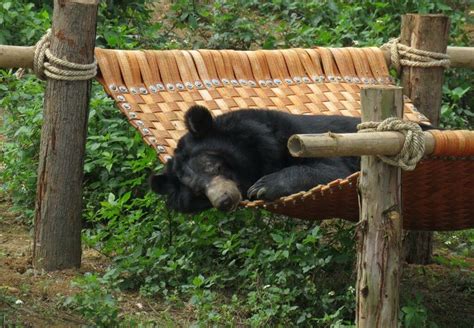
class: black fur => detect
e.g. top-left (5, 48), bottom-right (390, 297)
top-left (150, 106), bottom-right (433, 213)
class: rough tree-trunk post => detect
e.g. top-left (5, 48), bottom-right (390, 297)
top-left (356, 86), bottom-right (404, 328)
top-left (33, 0), bottom-right (99, 271)
top-left (400, 14), bottom-right (450, 265)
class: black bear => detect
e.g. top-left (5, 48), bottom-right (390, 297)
top-left (150, 105), bottom-right (362, 213)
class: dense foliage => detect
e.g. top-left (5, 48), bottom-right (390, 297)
top-left (1, 0), bottom-right (472, 326)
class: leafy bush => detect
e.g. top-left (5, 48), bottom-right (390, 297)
top-left (0, 72), bottom-right (44, 216)
top-left (1, 0), bottom-right (472, 326)
top-left (400, 294), bottom-right (438, 328)
top-left (82, 205), bottom-right (356, 326)
top-left (63, 273), bottom-right (120, 327)
top-left (0, 2), bottom-right (50, 45)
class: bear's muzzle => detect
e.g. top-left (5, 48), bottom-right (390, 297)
top-left (205, 176), bottom-right (242, 212)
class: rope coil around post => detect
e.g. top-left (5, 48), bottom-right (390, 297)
top-left (33, 29), bottom-right (97, 81)
top-left (357, 118), bottom-right (425, 171)
top-left (381, 37), bottom-right (450, 74)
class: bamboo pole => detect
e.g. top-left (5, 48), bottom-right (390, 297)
top-left (33, 0), bottom-right (99, 271)
top-left (382, 46), bottom-right (474, 69)
top-left (0, 45), bottom-right (35, 69)
top-left (1, 44), bottom-right (473, 70)
top-left (356, 85), bottom-right (403, 328)
top-left (288, 131), bottom-right (437, 158)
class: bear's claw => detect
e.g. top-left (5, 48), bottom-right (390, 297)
top-left (247, 173), bottom-right (285, 201)
top-left (247, 184), bottom-right (266, 200)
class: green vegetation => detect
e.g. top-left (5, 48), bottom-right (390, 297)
top-left (1, 0), bottom-right (472, 326)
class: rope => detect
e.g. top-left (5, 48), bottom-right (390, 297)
top-left (381, 37), bottom-right (450, 74)
top-left (33, 29), bottom-right (97, 81)
top-left (357, 118), bottom-right (425, 171)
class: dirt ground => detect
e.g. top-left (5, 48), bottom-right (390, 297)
top-left (0, 193), bottom-right (195, 327)
top-left (0, 193), bottom-right (100, 327)
top-left (0, 191), bottom-right (473, 327)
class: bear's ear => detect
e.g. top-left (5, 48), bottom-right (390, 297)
top-left (185, 105), bottom-right (214, 138)
top-left (149, 174), bottom-right (174, 195)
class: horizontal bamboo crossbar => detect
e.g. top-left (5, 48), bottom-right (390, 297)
top-left (443, 47), bottom-right (474, 69)
top-left (289, 131), bottom-right (434, 157)
top-left (0, 45), bottom-right (35, 69)
top-left (288, 130), bottom-right (474, 158)
top-left (382, 46), bottom-right (474, 69)
top-left (0, 45), bottom-right (473, 70)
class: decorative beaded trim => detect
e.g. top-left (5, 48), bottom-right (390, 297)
top-left (156, 145), bottom-right (166, 153)
top-left (114, 76), bottom-right (391, 99)
top-left (195, 81), bottom-right (204, 89)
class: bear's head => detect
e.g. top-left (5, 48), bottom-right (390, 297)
top-left (150, 105), bottom-right (243, 213)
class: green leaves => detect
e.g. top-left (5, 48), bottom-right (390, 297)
top-left (400, 294), bottom-right (438, 328)
top-left (1, 1), bottom-right (472, 326)
top-left (192, 275), bottom-right (206, 288)
top-left (63, 273), bottom-right (120, 327)
top-left (441, 84), bottom-right (473, 129)
top-left (0, 2), bottom-right (49, 45)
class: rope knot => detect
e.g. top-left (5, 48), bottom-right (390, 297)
top-left (33, 29), bottom-right (97, 81)
top-left (357, 117), bottom-right (425, 171)
top-left (381, 37), bottom-right (450, 74)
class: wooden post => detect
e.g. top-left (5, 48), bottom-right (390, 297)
top-left (33, 0), bottom-right (99, 271)
top-left (400, 14), bottom-right (450, 265)
top-left (400, 14), bottom-right (450, 124)
top-left (356, 86), bottom-right (403, 328)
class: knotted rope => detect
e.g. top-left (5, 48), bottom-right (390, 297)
top-left (33, 29), bottom-right (97, 81)
top-left (381, 37), bottom-right (450, 74)
top-left (357, 118), bottom-right (425, 171)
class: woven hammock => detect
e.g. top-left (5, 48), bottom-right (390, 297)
top-left (95, 47), bottom-right (474, 231)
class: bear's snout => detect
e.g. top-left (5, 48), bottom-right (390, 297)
top-left (215, 195), bottom-right (235, 212)
top-left (205, 176), bottom-right (241, 212)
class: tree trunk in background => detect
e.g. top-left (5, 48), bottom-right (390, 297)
top-left (399, 14), bottom-right (450, 265)
top-left (33, 0), bottom-right (99, 271)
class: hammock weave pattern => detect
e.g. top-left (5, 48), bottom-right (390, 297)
top-left (95, 47), bottom-right (474, 231)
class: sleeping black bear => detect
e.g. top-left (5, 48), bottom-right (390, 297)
top-left (150, 105), bottom-right (362, 213)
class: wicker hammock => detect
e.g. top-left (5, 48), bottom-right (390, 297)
top-left (95, 47), bottom-right (474, 231)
